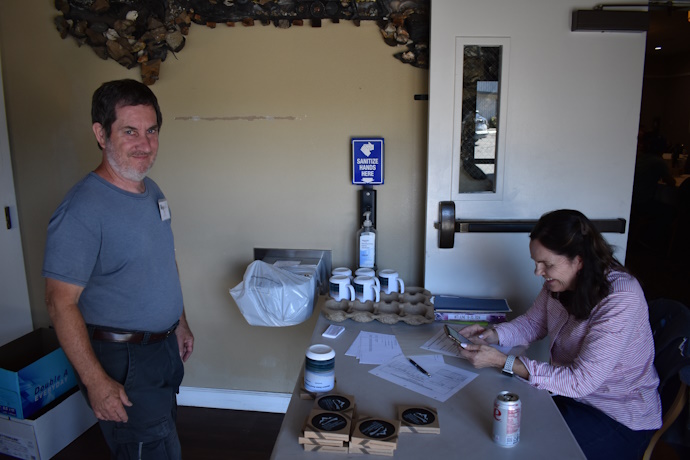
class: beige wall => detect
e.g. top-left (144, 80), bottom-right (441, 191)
top-left (0, 2), bottom-right (428, 393)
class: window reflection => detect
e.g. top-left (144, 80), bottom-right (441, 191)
top-left (459, 45), bottom-right (501, 193)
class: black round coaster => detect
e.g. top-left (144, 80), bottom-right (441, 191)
top-left (401, 407), bottom-right (435, 426)
top-left (317, 394), bottom-right (352, 412)
top-left (358, 419), bottom-right (396, 438)
top-left (311, 412), bottom-right (348, 432)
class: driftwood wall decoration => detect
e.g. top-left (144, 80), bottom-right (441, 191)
top-left (54, 0), bottom-right (430, 85)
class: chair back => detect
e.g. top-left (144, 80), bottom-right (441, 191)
top-left (648, 298), bottom-right (690, 409)
top-left (644, 299), bottom-right (690, 460)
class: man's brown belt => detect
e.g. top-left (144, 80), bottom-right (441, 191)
top-left (91, 326), bottom-right (176, 344)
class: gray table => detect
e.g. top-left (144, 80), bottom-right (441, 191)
top-left (271, 313), bottom-right (585, 459)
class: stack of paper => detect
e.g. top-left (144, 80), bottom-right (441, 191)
top-left (432, 295), bottom-right (511, 323)
top-left (345, 331), bottom-right (403, 365)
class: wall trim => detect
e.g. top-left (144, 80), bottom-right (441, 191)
top-left (177, 386), bottom-right (291, 414)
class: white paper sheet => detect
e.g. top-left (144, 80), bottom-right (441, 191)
top-left (369, 354), bottom-right (478, 402)
top-left (345, 331), bottom-right (404, 365)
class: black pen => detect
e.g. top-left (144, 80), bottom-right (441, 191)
top-left (408, 358), bottom-right (431, 377)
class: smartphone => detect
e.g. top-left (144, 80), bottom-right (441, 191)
top-left (444, 325), bottom-right (470, 346)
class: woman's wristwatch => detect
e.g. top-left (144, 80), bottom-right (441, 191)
top-left (502, 355), bottom-right (516, 377)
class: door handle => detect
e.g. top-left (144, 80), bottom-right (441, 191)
top-left (435, 201), bottom-right (627, 248)
top-left (4, 206), bottom-right (10, 230)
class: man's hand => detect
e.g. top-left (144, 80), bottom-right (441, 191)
top-left (45, 278), bottom-right (133, 422)
top-left (176, 310), bottom-right (194, 362)
top-left (87, 376), bottom-right (133, 422)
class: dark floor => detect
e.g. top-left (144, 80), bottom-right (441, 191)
top-left (0, 406), bottom-right (284, 460)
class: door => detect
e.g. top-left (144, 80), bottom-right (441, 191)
top-left (424, 1), bottom-right (647, 317)
top-left (0, 51), bottom-right (33, 345)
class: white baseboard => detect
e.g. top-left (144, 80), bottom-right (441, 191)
top-left (177, 386), bottom-right (291, 414)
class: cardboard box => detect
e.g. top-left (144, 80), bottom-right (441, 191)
top-left (0, 328), bottom-right (78, 419)
top-left (0, 389), bottom-right (97, 460)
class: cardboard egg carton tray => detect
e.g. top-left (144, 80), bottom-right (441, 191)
top-left (323, 287), bottom-right (434, 325)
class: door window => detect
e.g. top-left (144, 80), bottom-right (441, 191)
top-left (452, 38), bottom-right (509, 199)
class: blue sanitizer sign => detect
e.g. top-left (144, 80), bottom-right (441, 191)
top-left (352, 138), bottom-right (384, 185)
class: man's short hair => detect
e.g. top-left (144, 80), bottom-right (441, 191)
top-left (91, 79), bottom-right (163, 139)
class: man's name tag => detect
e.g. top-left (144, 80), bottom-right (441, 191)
top-left (158, 199), bottom-right (171, 221)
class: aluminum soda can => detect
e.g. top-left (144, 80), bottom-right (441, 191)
top-left (493, 391), bottom-right (521, 447)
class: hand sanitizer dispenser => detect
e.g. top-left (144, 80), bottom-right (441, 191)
top-left (357, 211), bottom-right (377, 269)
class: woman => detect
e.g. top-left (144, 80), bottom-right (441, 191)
top-left (459, 209), bottom-right (661, 460)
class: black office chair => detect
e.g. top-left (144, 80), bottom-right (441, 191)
top-left (643, 298), bottom-right (690, 460)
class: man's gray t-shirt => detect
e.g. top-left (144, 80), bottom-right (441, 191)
top-left (43, 173), bottom-right (183, 332)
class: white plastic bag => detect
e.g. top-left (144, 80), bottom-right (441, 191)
top-left (230, 260), bottom-right (315, 327)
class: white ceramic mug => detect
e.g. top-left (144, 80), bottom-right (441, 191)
top-left (353, 275), bottom-right (381, 302)
top-left (329, 275), bottom-right (355, 301)
top-left (355, 268), bottom-right (381, 289)
top-left (378, 269), bottom-right (405, 294)
top-left (332, 267), bottom-right (353, 279)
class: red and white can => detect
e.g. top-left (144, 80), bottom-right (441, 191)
top-left (493, 391), bottom-right (521, 447)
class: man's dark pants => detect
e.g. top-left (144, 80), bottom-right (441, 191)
top-left (79, 331), bottom-right (184, 460)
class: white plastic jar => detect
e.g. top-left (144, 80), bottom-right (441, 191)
top-left (304, 344), bottom-right (335, 393)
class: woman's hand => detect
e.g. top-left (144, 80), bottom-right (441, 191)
top-left (460, 324), bottom-right (499, 345)
top-left (459, 343), bottom-right (507, 369)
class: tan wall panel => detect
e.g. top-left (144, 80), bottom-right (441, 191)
top-left (0, 1), bottom-right (428, 392)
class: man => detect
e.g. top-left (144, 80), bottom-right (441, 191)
top-left (43, 79), bottom-right (193, 459)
